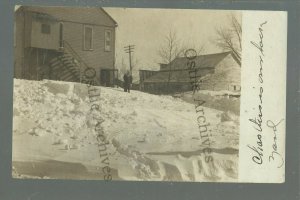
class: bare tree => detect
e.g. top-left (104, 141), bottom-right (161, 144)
top-left (158, 29), bottom-right (185, 91)
top-left (214, 14), bottom-right (242, 64)
top-left (231, 14), bottom-right (242, 50)
top-left (158, 29), bottom-right (206, 93)
top-left (158, 29), bottom-right (182, 65)
top-left (158, 29), bottom-right (205, 65)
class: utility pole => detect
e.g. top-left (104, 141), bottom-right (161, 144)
top-left (124, 45), bottom-right (135, 75)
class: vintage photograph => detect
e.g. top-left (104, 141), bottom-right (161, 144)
top-left (12, 6), bottom-right (242, 182)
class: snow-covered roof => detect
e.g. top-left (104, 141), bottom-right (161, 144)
top-left (145, 51), bottom-right (235, 83)
top-left (163, 51), bottom-right (232, 70)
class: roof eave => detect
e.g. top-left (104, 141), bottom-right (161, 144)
top-left (99, 7), bottom-right (118, 27)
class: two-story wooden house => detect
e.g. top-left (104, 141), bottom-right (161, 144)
top-left (14, 6), bottom-right (118, 86)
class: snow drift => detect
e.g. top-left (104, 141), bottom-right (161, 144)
top-left (13, 79), bottom-right (239, 182)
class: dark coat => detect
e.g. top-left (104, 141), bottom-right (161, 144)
top-left (123, 74), bottom-right (128, 84)
top-left (128, 75), bottom-right (133, 84)
top-left (123, 74), bottom-right (132, 85)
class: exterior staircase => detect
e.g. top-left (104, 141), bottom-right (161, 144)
top-left (50, 52), bottom-right (80, 82)
top-left (49, 52), bottom-right (81, 82)
top-left (49, 41), bottom-right (94, 84)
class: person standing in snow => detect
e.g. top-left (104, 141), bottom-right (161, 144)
top-left (123, 71), bottom-right (133, 93)
top-left (123, 72), bottom-right (128, 92)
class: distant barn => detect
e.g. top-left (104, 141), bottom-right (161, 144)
top-left (140, 51), bottom-right (241, 94)
top-left (14, 6), bottom-right (118, 86)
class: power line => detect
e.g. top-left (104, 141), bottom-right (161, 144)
top-left (124, 45), bottom-right (135, 75)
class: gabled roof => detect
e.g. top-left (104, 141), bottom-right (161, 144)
top-left (99, 7), bottom-right (118, 26)
top-left (20, 6), bottom-right (117, 27)
top-left (163, 51), bottom-right (232, 71)
top-left (144, 51), bottom-right (236, 83)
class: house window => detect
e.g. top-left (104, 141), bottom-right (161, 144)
top-left (105, 30), bottom-right (112, 51)
top-left (59, 23), bottom-right (64, 48)
top-left (84, 25), bottom-right (93, 50)
top-left (41, 23), bottom-right (51, 34)
top-left (232, 85), bottom-right (241, 91)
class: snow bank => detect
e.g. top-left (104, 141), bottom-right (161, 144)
top-left (13, 79), bottom-right (239, 182)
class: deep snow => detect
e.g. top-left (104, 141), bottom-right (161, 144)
top-left (12, 79), bottom-right (239, 182)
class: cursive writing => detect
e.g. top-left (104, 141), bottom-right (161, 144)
top-left (247, 21), bottom-right (267, 165)
top-left (267, 119), bottom-right (284, 168)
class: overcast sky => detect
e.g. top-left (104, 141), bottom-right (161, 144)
top-left (105, 8), bottom-right (240, 73)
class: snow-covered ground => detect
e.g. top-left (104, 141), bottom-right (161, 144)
top-left (12, 79), bottom-right (239, 182)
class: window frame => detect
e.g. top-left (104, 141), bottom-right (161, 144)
top-left (59, 22), bottom-right (64, 49)
top-left (83, 25), bottom-right (94, 51)
top-left (104, 29), bottom-right (112, 52)
top-left (41, 23), bottom-right (51, 34)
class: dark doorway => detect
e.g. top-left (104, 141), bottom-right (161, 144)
top-left (100, 70), bottom-right (109, 86)
top-left (100, 69), bottom-right (118, 87)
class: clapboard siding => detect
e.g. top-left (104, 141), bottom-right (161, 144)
top-left (24, 12), bottom-right (32, 48)
top-left (23, 6), bottom-right (116, 27)
top-left (14, 6), bottom-right (117, 83)
top-left (63, 21), bottom-right (115, 76)
top-left (14, 9), bottom-right (25, 78)
top-left (30, 19), bottom-right (60, 50)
